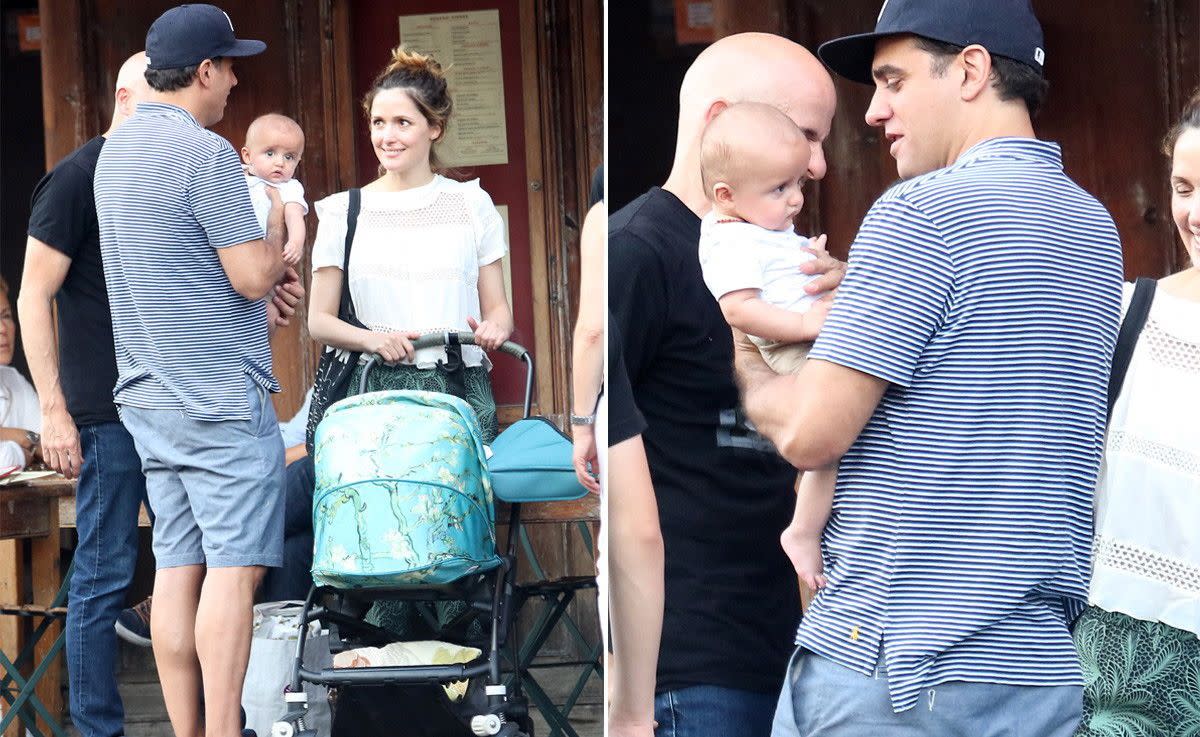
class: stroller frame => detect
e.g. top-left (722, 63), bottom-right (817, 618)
top-left (273, 332), bottom-right (537, 737)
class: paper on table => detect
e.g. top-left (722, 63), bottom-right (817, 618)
top-left (0, 470), bottom-right (58, 487)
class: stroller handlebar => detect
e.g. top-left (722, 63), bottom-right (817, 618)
top-left (359, 331), bottom-right (535, 417)
top-left (409, 331), bottom-right (529, 360)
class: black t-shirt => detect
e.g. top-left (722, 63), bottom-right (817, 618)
top-left (608, 187), bottom-right (800, 695)
top-left (606, 313), bottom-right (645, 446)
top-left (26, 136), bottom-right (120, 425)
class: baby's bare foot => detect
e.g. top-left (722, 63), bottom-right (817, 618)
top-left (781, 527), bottom-right (826, 590)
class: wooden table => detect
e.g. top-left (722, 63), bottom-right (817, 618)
top-left (0, 476), bottom-right (74, 737)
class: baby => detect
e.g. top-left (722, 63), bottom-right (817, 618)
top-left (698, 101), bottom-right (836, 592)
top-left (241, 113), bottom-right (308, 265)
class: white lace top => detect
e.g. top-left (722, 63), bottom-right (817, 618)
top-left (1089, 282), bottom-right (1200, 636)
top-left (311, 175), bottom-right (507, 370)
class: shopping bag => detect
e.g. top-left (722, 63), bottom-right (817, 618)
top-left (241, 601), bottom-right (332, 737)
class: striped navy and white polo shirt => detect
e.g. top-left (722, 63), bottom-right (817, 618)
top-left (802, 137), bottom-right (1124, 712)
top-left (95, 102), bottom-right (278, 421)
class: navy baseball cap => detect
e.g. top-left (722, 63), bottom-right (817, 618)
top-left (145, 4), bottom-right (266, 70)
top-left (818, 0), bottom-right (1046, 85)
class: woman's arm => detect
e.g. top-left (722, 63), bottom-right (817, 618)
top-left (307, 266), bottom-right (418, 363)
top-left (607, 434), bottom-right (664, 737)
top-left (571, 203), bottom-right (606, 492)
top-left (470, 260), bottom-right (514, 350)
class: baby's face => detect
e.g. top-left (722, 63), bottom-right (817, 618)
top-left (725, 142), bottom-right (810, 232)
top-left (242, 128), bottom-right (304, 184)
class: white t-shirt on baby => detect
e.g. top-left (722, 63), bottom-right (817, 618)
top-left (698, 212), bottom-right (820, 313)
top-left (245, 175), bottom-right (309, 235)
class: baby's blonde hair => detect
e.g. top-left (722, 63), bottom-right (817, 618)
top-left (244, 113), bottom-right (305, 152)
top-left (700, 102), bottom-right (804, 199)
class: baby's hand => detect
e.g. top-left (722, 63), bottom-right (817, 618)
top-left (282, 238), bottom-right (303, 265)
top-left (808, 233), bottom-right (828, 254)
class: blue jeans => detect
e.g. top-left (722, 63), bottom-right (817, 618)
top-left (259, 455), bottom-right (315, 602)
top-left (67, 421), bottom-right (148, 737)
top-left (770, 647), bottom-right (1083, 737)
top-left (655, 685), bottom-right (780, 737)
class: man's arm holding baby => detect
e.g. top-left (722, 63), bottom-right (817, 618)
top-left (218, 186), bottom-right (287, 300)
top-left (732, 247), bottom-right (885, 470)
top-left (735, 335), bottom-right (886, 470)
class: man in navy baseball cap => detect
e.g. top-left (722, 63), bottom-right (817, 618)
top-left (138, 4), bottom-right (265, 128)
top-left (815, 0), bottom-right (1049, 179)
top-left (145, 4), bottom-right (265, 71)
top-left (94, 6), bottom-right (300, 737)
top-left (735, 2), bottom-right (1124, 736)
top-left (817, 0), bottom-right (1046, 86)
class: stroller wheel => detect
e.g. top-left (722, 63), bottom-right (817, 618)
top-left (471, 714), bottom-right (504, 735)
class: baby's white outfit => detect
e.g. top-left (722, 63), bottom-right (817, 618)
top-left (699, 212), bottom-right (821, 374)
top-left (245, 174), bottom-right (309, 234)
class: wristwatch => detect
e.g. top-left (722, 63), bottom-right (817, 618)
top-left (569, 413), bottom-right (596, 426)
top-left (25, 430), bottom-right (40, 447)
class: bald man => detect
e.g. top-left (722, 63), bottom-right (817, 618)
top-left (608, 33), bottom-right (842, 737)
top-left (17, 52), bottom-right (153, 737)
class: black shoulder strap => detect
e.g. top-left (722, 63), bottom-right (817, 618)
top-left (339, 188), bottom-right (363, 326)
top-left (1107, 277), bottom-right (1156, 420)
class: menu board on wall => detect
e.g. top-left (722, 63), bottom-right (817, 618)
top-left (399, 10), bottom-right (509, 167)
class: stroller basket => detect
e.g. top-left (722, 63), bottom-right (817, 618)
top-left (311, 389), bottom-right (502, 588)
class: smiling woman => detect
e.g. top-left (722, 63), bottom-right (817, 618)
top-left (305, 45), bottom-right (514, 639)
top-left (1071, 89), bottom-right (1200, 737)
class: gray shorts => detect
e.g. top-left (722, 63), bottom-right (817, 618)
top-left (120, 376), bottom-right (285, 569)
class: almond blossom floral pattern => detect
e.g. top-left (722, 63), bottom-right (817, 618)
top-left (311, 390), bottom-right (502, 588)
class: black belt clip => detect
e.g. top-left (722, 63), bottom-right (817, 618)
top-left (436, 331), bottom-right (468, 400)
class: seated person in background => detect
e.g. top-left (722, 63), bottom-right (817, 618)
top-left (0, 278), bottom-right (41, 470)
top-left (242, 113), bottom-right (308, 266)
top-left (260, 385), bottom-right (317, 602)
top-left (697, 102), bottom-right (836, 591)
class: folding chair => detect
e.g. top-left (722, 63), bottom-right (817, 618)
top-left (0, 558), bottom-right (72, 737)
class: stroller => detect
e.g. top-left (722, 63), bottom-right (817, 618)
top-left (273, 332), bottom-right (555, 737)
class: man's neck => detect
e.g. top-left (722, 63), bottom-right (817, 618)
top-left (662, 153), bottom-right (712, 218)
top-left (143, 90), bottom-right (207, 126)
top-left (949, 108), bottom-right (1037, 166)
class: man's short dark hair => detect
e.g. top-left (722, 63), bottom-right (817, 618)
top-left (914, 38), bottom-right (1048, 118)
top-left (144, 56), bottom-right (223, 93)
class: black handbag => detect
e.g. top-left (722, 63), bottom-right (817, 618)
top-left (304, 188), bottom-right (365, 455)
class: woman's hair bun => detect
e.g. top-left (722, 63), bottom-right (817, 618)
top-left (385, 46), bottom-right (446, 82)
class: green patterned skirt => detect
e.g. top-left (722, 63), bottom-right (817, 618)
top-left (347, 362), bottom-right (498, 640)
top-left (1073, 605), bottom-right (1200, 737)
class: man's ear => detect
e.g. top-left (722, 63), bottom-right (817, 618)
top-left (958, 45), bottom-right (992, 102)
top-left (196, 58), bottom-right (216, 88)
top-left (114, 87), bottom-right (131, 116)
top-left (713, 181), bottom-right (735, 206)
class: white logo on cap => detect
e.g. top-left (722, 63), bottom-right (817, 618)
top-left (1034, 47), bottom-right (1045, 65)
top-left (222, 10), bottom-right (234, 33)
top-left (878, 0), bottom-right (891, 21)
